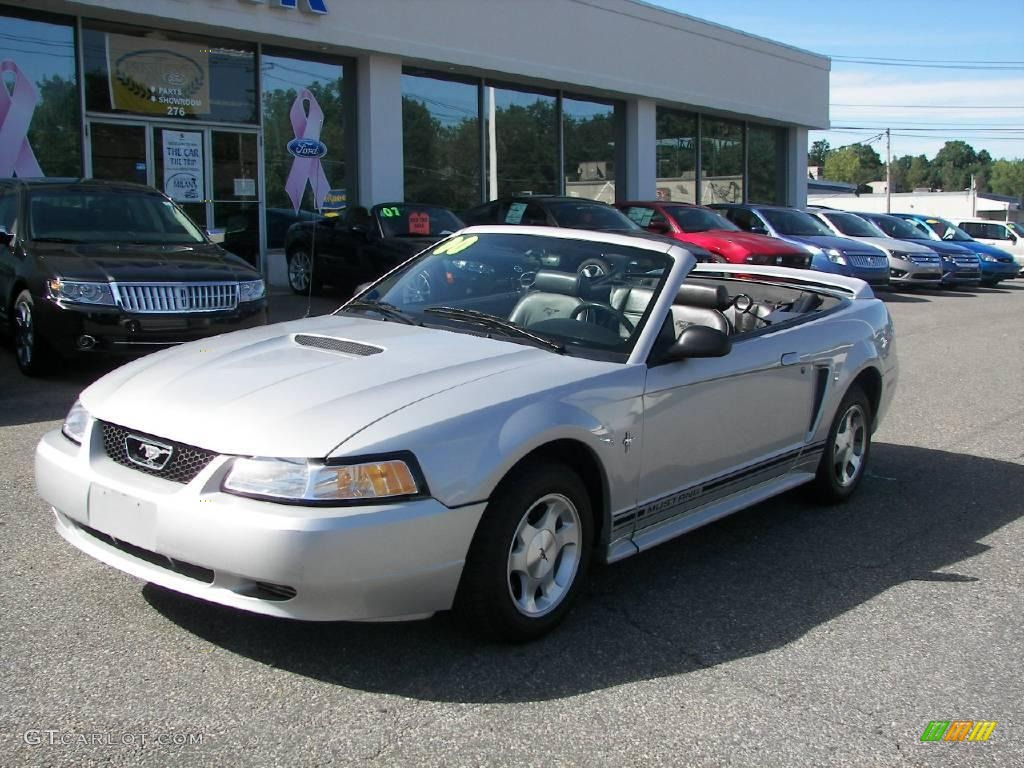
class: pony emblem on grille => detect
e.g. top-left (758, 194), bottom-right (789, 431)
top-left (125, 435), bottom-right (174, 470)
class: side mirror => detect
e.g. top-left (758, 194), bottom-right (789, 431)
top-left (205, 228), bottom-right (226, 244)
top-left (647, 220), bottom-right (670, 234)
top-left (660, 325), bottom-right (731, 363)
top-left (0, 227), bottom-right (12, 247)
top-left (1009, 234), bottom-right (1018, 244)
top-left (750, 225), bottom-right (769, 235)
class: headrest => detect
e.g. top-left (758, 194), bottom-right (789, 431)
top-left (533, 270), bottom-right (580, 296)
top-left (675, 283), bottom-right (730, 310)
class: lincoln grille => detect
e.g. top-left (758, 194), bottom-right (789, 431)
top-left (114, 282), bottom-right (238, 313)
top-left (101, 422), bottom-right (217, 483)
top-left (847, 254), bottom-right (887, 268)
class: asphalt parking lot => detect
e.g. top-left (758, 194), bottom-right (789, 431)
top-left (1, 284), bottom-right (1021, 767)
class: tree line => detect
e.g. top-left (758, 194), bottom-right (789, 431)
top-left (809, 139), bottom-right (1024, 198)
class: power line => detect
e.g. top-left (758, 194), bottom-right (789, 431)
top-left (830, 58), bottom-right (1024, 71)
top-left (832, 103), bottom-right (1024, 110)
top-left (830, 55), bottom-right (1024, 64)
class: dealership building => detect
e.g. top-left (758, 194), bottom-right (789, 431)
top-left (1, 0), bottom-right (829, 275)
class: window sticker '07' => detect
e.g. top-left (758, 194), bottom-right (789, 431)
top-left (433, 234), bottom-right (478, 256)
top-left (505, 202), bottom-right (527, 224)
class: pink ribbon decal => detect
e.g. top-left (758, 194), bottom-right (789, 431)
top-left (284, 89), bottom-right (330, 211)
top-left (0, 60), bottom-right (43, 179)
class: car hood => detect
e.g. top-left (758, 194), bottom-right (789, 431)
top-left (681, 229), bottom-right (805, 254)
top-left (780, 234), bottom-right (882, 255)
top-left (843, 236), bottom-right (936, 255)
top-left (959, 240), bottom-right (1013, 258)
top-left (897, 238), bottom-right (973, 256)
top-left (80, 315), bottom-right (554, 458)
top-left (34, 242), bottom-right (258, 282)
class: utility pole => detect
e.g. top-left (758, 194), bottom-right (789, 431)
top-left (885, 127), bottom-right (892, 213)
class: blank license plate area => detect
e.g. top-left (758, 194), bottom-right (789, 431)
top-left (88, 484), bottom-right (157, 551)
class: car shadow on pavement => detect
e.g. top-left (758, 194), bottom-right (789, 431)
top-left (875, 290), bottom-right (929, 303)
top-left (144, 442), bottom-right (1023, 704)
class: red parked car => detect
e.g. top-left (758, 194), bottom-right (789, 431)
top-left (616, 201), bottom-right (811, 268)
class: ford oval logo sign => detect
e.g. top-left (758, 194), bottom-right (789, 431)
top-left (287, 138), bottom-right (328, 159)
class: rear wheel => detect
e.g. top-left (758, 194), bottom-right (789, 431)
top-left (456, 463), bottom-right (593, 642)
top-left (287, 248), bottom-right (321, 294)
top-left (12, 290), bottom-right (52, 376)
top-left (811, 385), bottom-right (871, 503)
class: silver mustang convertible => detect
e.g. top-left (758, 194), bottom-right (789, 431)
top-left (36, 226), bottom-right (897, 641)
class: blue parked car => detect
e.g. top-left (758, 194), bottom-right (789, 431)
top-left (856, 212), bottom-right (981, 287)
top-left (710, 204), bottom-right (890, 286)
top-left (892, 213), bottom-right (1017, 286)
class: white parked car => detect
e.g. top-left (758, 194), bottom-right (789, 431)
top-left (955, 219), bottom-right (1024, 272)
top-left (36, 227), bottom-right (897, 641)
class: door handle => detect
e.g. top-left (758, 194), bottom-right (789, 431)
top-left (781, 352), bottom-right (801, 366)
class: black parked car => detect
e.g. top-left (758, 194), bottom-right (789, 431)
top-left (461, 195), bottom-right (713, 274)
top-left (222, 206), bottom-right (322, 267)
top-left (284, 202), bottom-right (463, 294)
top-left (0, 179), bottom-right (267, 376)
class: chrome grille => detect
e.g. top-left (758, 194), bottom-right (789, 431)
top-left (953, 255), bottom-right (979, 266)
top-left (907, 254), bottom-right (941, 264)
top-left (113, 282), bottom-right (239, 313)
top-left (846, 253), bottom-right (887, 268)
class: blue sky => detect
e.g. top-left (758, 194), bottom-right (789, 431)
top-left (651, 0), bottom-right (1024, 161)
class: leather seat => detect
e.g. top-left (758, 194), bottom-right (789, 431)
top-left (669, 283), bottom-right (731, 335)
top-left (724, 302), bottom-right (772, 333)
top-left (508, 270), bottom-right (585, 327)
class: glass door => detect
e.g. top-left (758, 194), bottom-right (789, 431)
top-left (89, 122), bottom-right (148, 184)
top-left (153, 126), bottom-right (208, 231)
top-left (211, 130), bottom-right (261, 267)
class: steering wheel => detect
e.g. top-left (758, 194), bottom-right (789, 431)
top-left (730, 293), bottom-right (754, 314)
top-left (570, 302), bottom-right (636, 333)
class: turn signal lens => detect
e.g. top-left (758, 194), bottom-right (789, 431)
top-left (61, 400), bottom-right (90, 445)
top-left (314, 460), bottom-right (418, 500)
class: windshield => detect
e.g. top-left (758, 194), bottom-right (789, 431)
top-left (864, 214), bottom-right (923, 240)
top-left (346, 232), bottom-right (673, 357)
top-left (1009, 222), bottom-right (1024, 238)
top-left (760, 208), bottom-right (833, 237)
top-left (923, 217), bottom-right (972, 242)
top-left (28, 188), bottom-right (206, 245)
top-left (376, 204), bottom-right (463, 238)
top-left (545, 201), bottom-right (641, 231)
top-left (824, 212), bottom-right (884, 238)
top-left (666, 206), bottom-right (739, 232)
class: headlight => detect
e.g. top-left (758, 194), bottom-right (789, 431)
top-left (47, 279), bottom-right (115, 306)
top-left (826, 248), bottom-right (847, 265)
top-left (61, 400), bottom-right (90, 445)
top-left (978, 253), bottom-right (998, 262)
top-left (222, 455), bottom-right (422, 503)
top-left (238, 279), bottom-right (266, 302)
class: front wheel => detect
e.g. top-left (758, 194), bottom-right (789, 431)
top-left (12, 290), bottom-right (52, 376)
top-left (810, 385), bottom-right (872, 503)
top-left (456, 463), bottom-right (593, 642)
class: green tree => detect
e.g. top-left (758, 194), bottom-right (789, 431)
top-left (988, 159), bottom-right (1024, 197)
top-left (24, 75), bottom-right (81, 177)
top-left (822, 144), bottom-right (883, 187)
top-left (905, 155), bottom-right (932, 190)
top-left (808, 139), bottom-right (831, 167)
top-left (888, 155), bottom-right (913, 192)
top-left (932, 140), bottom-right (978, 191)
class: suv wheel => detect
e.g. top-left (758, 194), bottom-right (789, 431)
top-left (12, 290), bottom-right (52, 376)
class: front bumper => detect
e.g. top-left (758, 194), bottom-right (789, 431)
top-left (36, 426), bottom-right (486, 621)
top-left (35, 297), bottom-right (268, 356)
top-left (888, 263), bottom-right (943, 286)
top-left (978, 260), bottom-right (1019, 281)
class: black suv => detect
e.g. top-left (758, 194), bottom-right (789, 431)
top-left (0, 179), bottom-right (267, 375)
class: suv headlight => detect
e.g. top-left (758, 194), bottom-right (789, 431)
top-left (48, 279), bottom-right (115, 306)
top-left (62, 400), bottom-right (90, 445)
top-left (977, 253), bottom-right (998, 262)
top-left (238, 279), bottom-right (266, 302)
top-left (222, 455), bottom-right (422, 503)
top-left (826, 248), bottom-right (847, 265)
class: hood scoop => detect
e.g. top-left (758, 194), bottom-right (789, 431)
top-left (294, 334), bottom-right (383, 357)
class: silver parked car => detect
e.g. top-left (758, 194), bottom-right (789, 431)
top-left (807, 208), bottom-right (943, 287)
top-left (36, 226), bottom-right (897, 641)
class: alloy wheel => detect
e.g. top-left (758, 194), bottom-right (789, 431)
top-left (832, 403), bottom-right (867, 487)
top-left (14, 298), bottom-right (33, 369)
top-left (288, 250), bottom-right (312, 292)
top-left (506, 493), bottom-right (582, 618)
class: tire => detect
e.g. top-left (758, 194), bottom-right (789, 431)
top-left (12, 290), bottom-right (52, 376)
top-left (577, 258), bottom-right (611, 279)
top-left (810, 384), bottom-right (872, 503)
top-left (456, 463), bottom-right (594, 642)
top-left (286, 248), bottom-right (321, 295)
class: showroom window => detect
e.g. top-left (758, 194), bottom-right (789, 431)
top-left (563, 96), bottom-right (618, 204)
top-left (82, 21), bottom-right (258, 124)
top-left (261, 51), bottom-right (351, 247)
top-left (401, 70), bottom-right (480, 211)
top-left (0, 9), bottom-right (81, 178)
top-left (655, 107), bottom-right (698, 203)
top-left (748, 123), bottom-right (787, 204)
top-left (701, 117), bottom-right (744, 204)
top-left (485, 84), bottom-right (558, 198)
